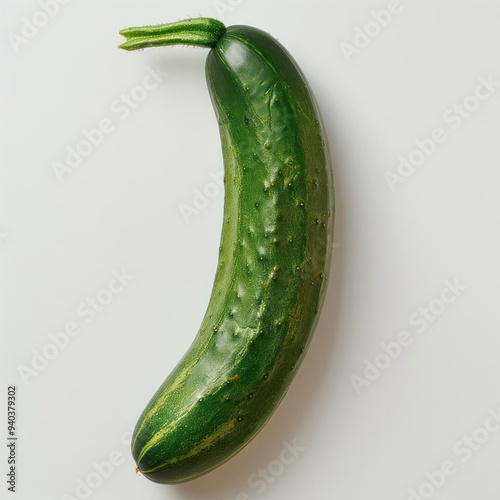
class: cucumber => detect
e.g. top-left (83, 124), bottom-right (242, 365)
top-left (119, 17), bottom-right (335, 484)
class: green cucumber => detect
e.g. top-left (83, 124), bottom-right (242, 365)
top-left (119, 17), bottom-right (335, 484)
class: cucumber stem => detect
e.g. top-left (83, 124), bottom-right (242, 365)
top-left (118, 17), bottom-right (227, 51)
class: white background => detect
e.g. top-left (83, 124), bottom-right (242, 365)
top-left (2, 0), bottom-right (500, 499)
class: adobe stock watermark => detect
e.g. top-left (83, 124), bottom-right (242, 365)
top-left (405, 405), bottom-right (500, 500)
top-left (61, 426), bottom-right (134, 500)
top-left (339, 0), bottom-right (410, 63)
top-left (213, 0), bottom-right (246, 21)
top-left (51, 65), bottom-right (169, 183)
top-left (385, 73), bottom-right (500, 191)
top-left (350, 278), bottom-right (467, 395)
top-left (178, 170), bottom-right (224, 223)
top-left (8, 0), bottom-right (74, 54)
top-left (17, 268), bottom-right (134, 385)
top-left (234, 439), bottom-right (306, 500)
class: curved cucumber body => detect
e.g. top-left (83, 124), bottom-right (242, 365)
top-left (119, 18), bottom-right (335, 484)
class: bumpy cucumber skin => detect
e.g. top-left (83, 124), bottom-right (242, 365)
top-left (132, 25), bottom-right (335, 484)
